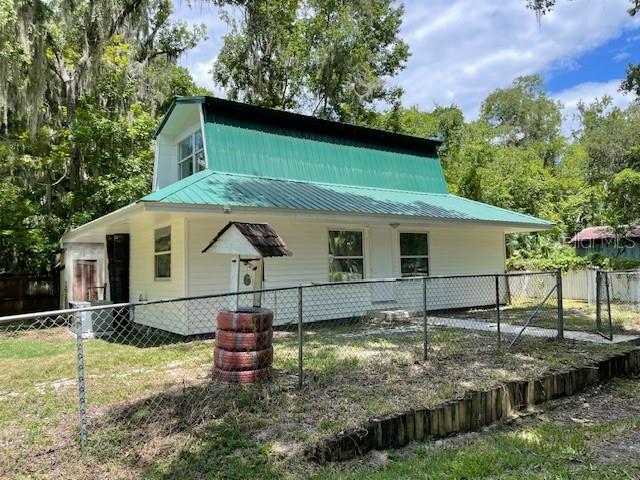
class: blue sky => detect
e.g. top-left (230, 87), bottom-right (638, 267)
top-left (173, 0), bottom-right (640, 132)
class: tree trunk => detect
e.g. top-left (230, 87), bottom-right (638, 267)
top-left (65, 76), bottom-right (82, 205)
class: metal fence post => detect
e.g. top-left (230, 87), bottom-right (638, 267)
top-left (595, 269), bottom-right (602, 332)
top-left (74, 311), bottom-right (88, 452)
top-left (556, 269), bottom-right (564, 340)
top-left (422, 277), bottom-right (428, 361)
top-left (297, 287), bottom-right (304, 390)
top-left (495, 274), bottom-right (501, 349)
top-left (604, 272), bottom-right (613, 341)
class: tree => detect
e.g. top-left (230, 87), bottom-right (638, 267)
top-left (0, 1), bottom-right (207, 274)
top-left (480, 75), bottom-right (563, 168)
top-left (0, 0), bottom-right (205, 195)
top-left (211, 0), bottom-right (409, 123)
top-left (577, 97), bottom-right (640, 181)
top-left (212, 0), bottom-right (306, 111)
top-left (608, 168), bottom-right (640, 227)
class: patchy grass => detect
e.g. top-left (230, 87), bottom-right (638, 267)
top-left (319, 377), bottom-right (640, 479)
top-left (0, 320), bottom-right (634, 479)
top-left (444, 298), bottom-right (640, 335)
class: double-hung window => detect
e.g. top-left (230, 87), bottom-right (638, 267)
top-left (154, 226), bottom-right (171, 279)
top-left (399, 232), bottom-right (429, 277)
top-left (178, 130), bottom-right (205, 180)
top-left (328, 230), bottom-right (364, 282)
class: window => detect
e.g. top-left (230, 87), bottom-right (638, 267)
top-left (154, 226), bottom-right (171, 279)
top-left (178, 130), bottom-right (205, 180)
top-left (328, 230), bottom-right (364, 282)
top-left (400, 232), bottom-right (429, 277)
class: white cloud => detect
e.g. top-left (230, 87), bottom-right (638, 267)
top-left (172, 0), bottom-right (640, 118)
top-left (397, 0), bottom-right (640, 118)
top-left (614, 51), bottom-right (631, 61)
top-left (172, 1), bottom-right (226, 91)
top-left (552, 79), bottom-right (634, 135)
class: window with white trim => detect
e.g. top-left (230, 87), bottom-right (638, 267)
top-left (400, 232), bottom-right (429, 277)
top-left (328, 230), bottom-right (364, 282)
top-left (154, 226), bottom-right (171, 279)
top-left (178, 130), bottom-right (205, 180)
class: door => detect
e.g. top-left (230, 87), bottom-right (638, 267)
top-left (73, 260), bottom-right (98, 302)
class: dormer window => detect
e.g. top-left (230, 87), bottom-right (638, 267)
top-left (178, 130), bottom-right (206, 180)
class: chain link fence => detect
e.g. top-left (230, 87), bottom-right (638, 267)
top-left (0, 271), bottom-right (575, 476)
top-left (595, 269), bottom-right (640, 339)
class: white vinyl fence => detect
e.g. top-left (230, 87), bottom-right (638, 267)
top-left (516, 268), bottom-right (640, 305)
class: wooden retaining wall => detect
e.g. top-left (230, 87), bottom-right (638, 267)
top-left (308, 347), bottom-right (640, 463)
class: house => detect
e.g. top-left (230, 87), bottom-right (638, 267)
top-left (569, 226), bottom-right (640, 260)
top-left (61, 96), bottom-right (552, 334)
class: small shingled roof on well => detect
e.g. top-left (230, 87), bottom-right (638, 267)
top-left (202, 222), bottom-right (293, 257)
top-left (142, 170), bottom-right (553, 228)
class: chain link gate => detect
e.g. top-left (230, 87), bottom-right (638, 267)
top-left (500, 271), bottom-right (563, 348)
top-left (595, 269), bottom-right (640, 340)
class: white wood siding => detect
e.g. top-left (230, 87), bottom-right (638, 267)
top-left (154, 136), bottom-right (178, 190)
top-left (129, 215), bottom-right (187, 334)
top-left (428, 227), bottom-right (505, 276)
top-left (123, 212), bottom-right (509, 334)
top-left (176, 214), bottom-right (508, 332)
top-left (153, 106), bottom-right (201, 191)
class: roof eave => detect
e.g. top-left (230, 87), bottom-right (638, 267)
top-left (153, 96), bottom-right (207, 139)
top-left (61, 202), bottom-right (145, 243)
top-left (141, 201), bottom-right (554, 231)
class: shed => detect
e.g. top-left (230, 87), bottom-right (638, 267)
top-left (569, 226), bottom-right (640, 260)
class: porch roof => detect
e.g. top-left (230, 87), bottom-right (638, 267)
top-left (141, 170), bottom-right (553, 229)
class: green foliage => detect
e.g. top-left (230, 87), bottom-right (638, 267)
top-left (212, 0), bottom-right (409, 123)
top-left (577, 98), bottom-right (640, 181)
top-left (480, 75), bottom-right (563, 167)
top-left (508, 245), bottom-right (640, 272)
top-left (0, 1), bottom-right (207, 274)
top-left (609, 256), bottom-right (640, 270)
top-left (608, 168), bottom-right (640, 227)
top-left (507, 249), bottom-right (592, 272)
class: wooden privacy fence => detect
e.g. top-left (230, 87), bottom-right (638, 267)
top-left (0, 274), bottom-right (59, 316)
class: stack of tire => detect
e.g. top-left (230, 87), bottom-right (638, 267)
top-left (213, 307), bottom-right (273, 384)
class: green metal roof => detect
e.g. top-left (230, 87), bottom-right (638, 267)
top-left (157, 97), bottom-right (448, 194)
top-left (141, 170), bottom-right (553, 228)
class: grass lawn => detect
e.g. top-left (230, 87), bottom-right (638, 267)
top-left (318, 376), bottom-right (640, 479)
top-left (0, 319), bottom-right (635, 479)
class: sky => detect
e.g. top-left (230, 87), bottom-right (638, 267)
top-left (173, 0), bottom-right (640, 133)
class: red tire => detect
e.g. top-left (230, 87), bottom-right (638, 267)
top-left (213, 348), bottom-right (273, 371)
top-left (216, 329), bottom-right (273, 351)
top-left (213, 366), bottom-right (272, 384)
top-left (216, 307), bottom-right (273, 332)
top-left (214, 347), bottom-right (273, 371)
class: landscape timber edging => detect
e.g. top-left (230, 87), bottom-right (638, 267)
top-left (307, 347), bottom-right (640, 463)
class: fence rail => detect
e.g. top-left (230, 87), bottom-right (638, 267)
top-left (1, 269), bottom-right (637, 474)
